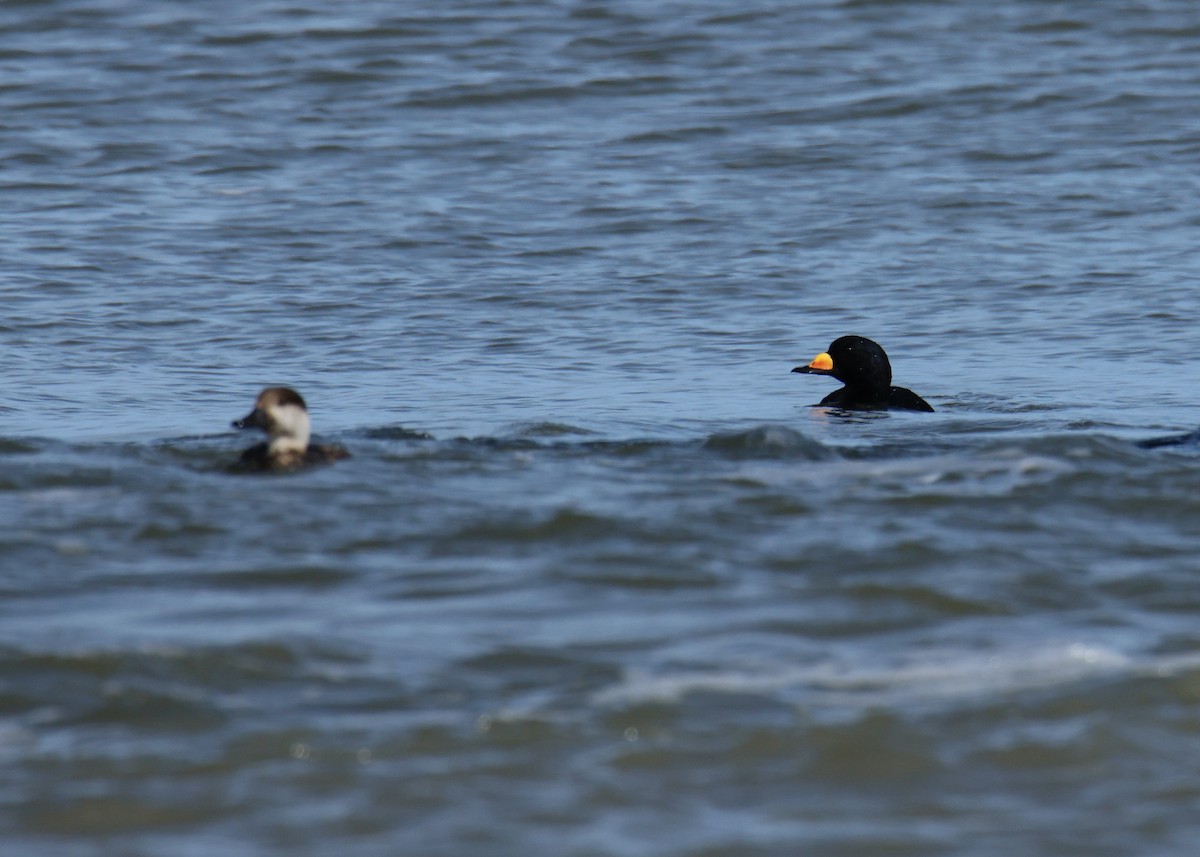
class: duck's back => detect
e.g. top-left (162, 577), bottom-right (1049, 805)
top-left (818, 385), bottom-right (933, 412)
top-left (304, 444), bottom-right (350, 464)
top-left (887, 386), bottom-right (934, 412)
top-left (233, 442), bottom-right (348, 472)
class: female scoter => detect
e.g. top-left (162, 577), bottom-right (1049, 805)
top-left (792, 335), bottom-right (934, 412)
top-left (232, 387), bottom-right (349, 470)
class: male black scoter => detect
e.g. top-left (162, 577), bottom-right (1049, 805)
top-left (792, 335), bottom-right (934, 412)
top-left (232, 387), bottom-right (349, 470)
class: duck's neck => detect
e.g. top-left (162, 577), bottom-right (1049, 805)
top-left (844, 379), bottom-right (891, 402)
top-left (268, 408), bottom-right (311, 456)
top-left (269, 434), bottom-right (308, 456)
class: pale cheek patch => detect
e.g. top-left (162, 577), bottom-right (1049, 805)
top-left (267, 404), bottom-right (312, 453)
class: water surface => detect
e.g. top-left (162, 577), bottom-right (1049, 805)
top-left (4, 1), bottom-right (1200, 854)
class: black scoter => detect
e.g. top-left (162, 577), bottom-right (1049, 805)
top-left (792, 335), bottom-right (934, 412)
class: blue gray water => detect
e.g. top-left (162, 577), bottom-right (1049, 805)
top-left (5, 1), bottom-right (1200, 854)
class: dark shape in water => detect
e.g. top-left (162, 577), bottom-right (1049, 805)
top-left (792, 335), bottom-right (934, 412)
top-left (1136, 429), bottom-right (1200, 449)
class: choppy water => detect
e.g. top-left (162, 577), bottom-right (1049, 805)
top-left (5, 1), bottom-right (1200, 854)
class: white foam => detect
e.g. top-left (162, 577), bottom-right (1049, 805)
top-left (592, 639), bottom-right (1143, 710)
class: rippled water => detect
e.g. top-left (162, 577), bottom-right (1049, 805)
top-left (5, 1), bottom-right (1200, 854)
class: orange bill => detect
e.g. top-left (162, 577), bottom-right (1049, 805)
top-left (792, 351), bottom-right (835, 375)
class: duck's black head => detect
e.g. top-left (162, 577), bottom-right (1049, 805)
top-left (793, 335), bottom-right (892, 396)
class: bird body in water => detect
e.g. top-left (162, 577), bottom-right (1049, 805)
top-left (232, 387), bottom-right (349, 470)
top-left (792, 335), bottom-right (933, 412)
